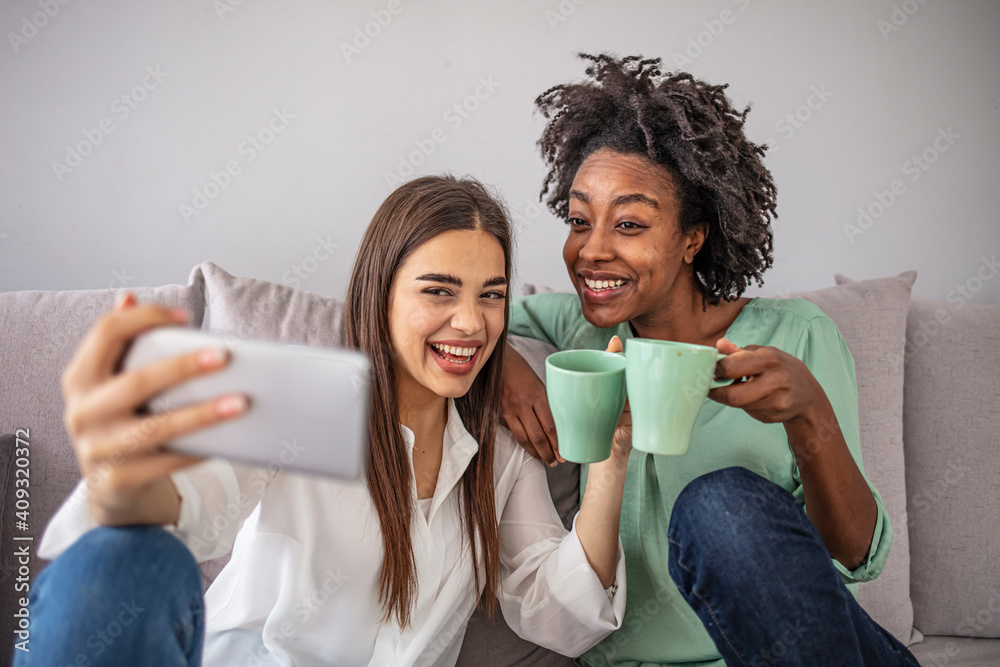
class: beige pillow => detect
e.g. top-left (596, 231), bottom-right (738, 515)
top-left (794, 271), bottom-right (919, 646)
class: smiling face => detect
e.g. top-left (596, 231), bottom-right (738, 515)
top-left (388, 228), bottom-right (508, 406)
top-left (562, 148), bottom-right (707, 331)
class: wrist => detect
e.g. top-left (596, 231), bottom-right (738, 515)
top-left (783, 399), bottom-right (838, 464)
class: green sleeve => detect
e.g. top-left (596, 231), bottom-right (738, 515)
top-left (508, 293), bottom-right (583, 350)
top-left (791, 314), bottom-right (893, 584)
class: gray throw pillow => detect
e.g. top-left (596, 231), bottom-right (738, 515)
top-left (791, 271), bottom-right (918, 646)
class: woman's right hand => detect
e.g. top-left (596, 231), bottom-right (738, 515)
top-left (61, 291), bottom-right (248, 527)
top-left (501, 343), bottom-right (564, 466)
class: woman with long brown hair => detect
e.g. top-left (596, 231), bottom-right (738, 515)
top-left (22, 175), bottom-right (629, 666)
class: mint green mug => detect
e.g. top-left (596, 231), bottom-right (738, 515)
top-left (545, 349), bottom-right (627, 463)
top-left (625, 338), bottom-right (733, 456)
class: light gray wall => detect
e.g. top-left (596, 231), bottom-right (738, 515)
top-left (2, 0), bottom-right (998, 306)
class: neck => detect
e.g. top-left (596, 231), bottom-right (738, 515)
top-left (630, 270), bottom-right (749, 345)
top-left (397, 381), bottom-right (448, 445)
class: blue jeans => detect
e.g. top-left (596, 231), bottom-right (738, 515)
top-left (13, 525), bottom-right (204, 666)
top-left (668, 467), bottom-right (919, 666)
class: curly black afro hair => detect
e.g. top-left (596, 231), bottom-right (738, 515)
top-left (535, 53), bottom-right (777, 305)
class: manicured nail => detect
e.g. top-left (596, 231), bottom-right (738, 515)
top-left (216, 394), bottom-right (247, 416)
top-left (114, 291), bottom-right (133, 309)
top-left (197, 348), bottom-right (227, 368)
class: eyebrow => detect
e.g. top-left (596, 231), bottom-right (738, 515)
top-left (415, 273), bottom-right (508, 288)
top-left (569, 190), bottom-right (660, 210)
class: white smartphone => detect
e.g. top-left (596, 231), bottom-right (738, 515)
top-left (120, 326), bottom-right (370, 480)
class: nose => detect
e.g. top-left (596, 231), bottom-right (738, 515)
top-left (578, 224), bottom-right (615, 263)
top-left (451, 296), bottom-right (485, 335)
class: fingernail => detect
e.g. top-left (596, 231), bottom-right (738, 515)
top-left (169, 308), bottom-right (189, 323)
top-left (216, 394), bottom-right (247, 416)
top-left (114, 291), bottom-right (133, 309)
top-left (197, 348), bottom-right (227, 368)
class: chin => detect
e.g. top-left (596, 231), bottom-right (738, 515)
top-left (580, 302), bottom-right (629, 330)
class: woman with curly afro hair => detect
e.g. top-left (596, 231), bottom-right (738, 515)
top-left (501, 54), bottom-right (918, 666)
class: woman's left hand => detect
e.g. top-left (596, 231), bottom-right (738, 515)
top-left (707, 337), bottom-right (824, 426)
top-left (605, 335), bottom-right (632, 461)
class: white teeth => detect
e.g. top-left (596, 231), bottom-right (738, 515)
top-left (431, 343), bottom-right (477, 362)
top-left (585, 278), bottom-right (626, 291)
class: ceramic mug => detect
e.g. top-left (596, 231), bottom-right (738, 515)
top-left (624, 338), bottom-right (733, 456)
top-left (544, 349), bottom-right (627, 463)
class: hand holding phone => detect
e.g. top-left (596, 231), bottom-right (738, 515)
top-left (61, 293), bottom-right (248, 527)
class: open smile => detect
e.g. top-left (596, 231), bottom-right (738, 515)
top-left (428, 341), bottom-right (483, 375)
top-left (579, 272), bottom-right (631, 303)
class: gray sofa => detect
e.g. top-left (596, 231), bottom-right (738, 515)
top-left (2, 260), bottom-right (998, 666)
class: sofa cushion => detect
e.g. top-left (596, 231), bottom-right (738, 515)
top-left (0, 269), bottom-right (207, 576)
top-left (903, 298), bottom-right (1000, 638)
top-left (790, 271), bottom-right (919, 646)
top-left (909, 635), bottom-right (1000, 666)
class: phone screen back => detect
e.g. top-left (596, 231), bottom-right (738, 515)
top-left (122, 327), bottom-right (370, 480)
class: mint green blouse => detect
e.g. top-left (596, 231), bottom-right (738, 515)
top-left (509, 293), bottom-right (892, 667)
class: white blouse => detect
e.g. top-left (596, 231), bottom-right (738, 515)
top-left (39, 399), bottom-right (626, 666)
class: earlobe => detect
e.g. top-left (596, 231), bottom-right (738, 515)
top-left (685, 223), bottom-right (709, 264)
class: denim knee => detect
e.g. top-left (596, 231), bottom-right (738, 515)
top-left (667, 467), bottom-right (807, 586)
top-left (32, 525), bottom-right (203, 620)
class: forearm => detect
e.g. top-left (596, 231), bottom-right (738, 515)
top-left (574, 452), bottom-right (628, 588)
top-left (786, 399), bottom-right (877, 570)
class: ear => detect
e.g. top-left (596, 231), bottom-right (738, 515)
top-left (683, 222), bottom-right (709, 264)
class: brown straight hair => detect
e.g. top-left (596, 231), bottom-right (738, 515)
top-left (343, 175), bottom-right (510, 628)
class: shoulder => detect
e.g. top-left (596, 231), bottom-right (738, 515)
top-left (727, 297), bottom-right (847, 366)
top-left (512, 292), bottom-right (582, 316)
top-left (493, 425), bottom-right (524, 473)
top-left (741, 296), bottom-right (830, 326)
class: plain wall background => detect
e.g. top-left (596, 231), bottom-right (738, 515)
top-left (1, 0), bottom-right (998, 305)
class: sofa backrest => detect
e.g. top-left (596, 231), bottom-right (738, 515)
top-left (903, 298), bottom-right (1000, 638)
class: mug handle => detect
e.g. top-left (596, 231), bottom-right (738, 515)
top-left (710, 351), bottom-right (735, 389)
